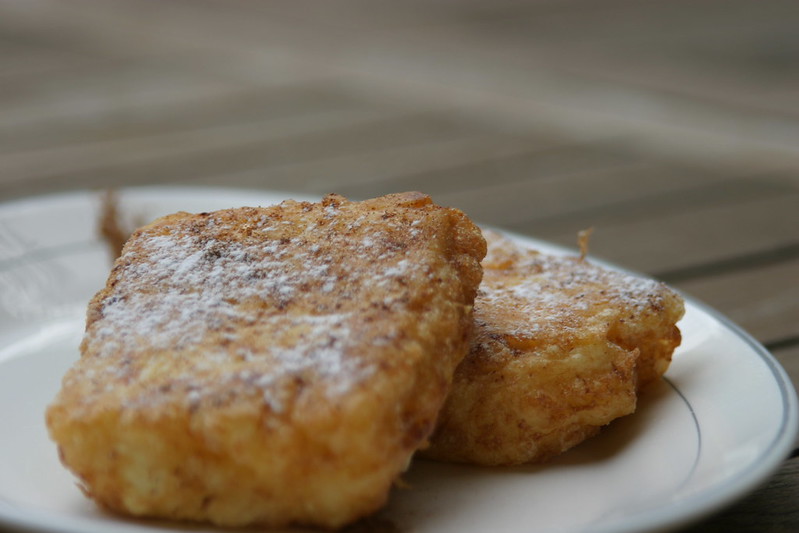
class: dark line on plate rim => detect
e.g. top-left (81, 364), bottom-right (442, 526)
top-left (654, 296), bottom-right (799, 526)
top-left (595, 298), bottom-right (798, 532)
top-left (663, 376), bottom-right (703, 490)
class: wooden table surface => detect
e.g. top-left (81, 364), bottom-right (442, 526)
top-left (1, 1), bottom-right (797, 531)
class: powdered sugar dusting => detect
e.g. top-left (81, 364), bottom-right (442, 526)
top-left (478, 237), bottom-right (670, 339)
top-left (96, 234), bottom-right (305, 353)
top-left (81, 205), bottom-right (428, 411)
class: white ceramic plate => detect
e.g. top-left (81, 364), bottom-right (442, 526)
top-left (0, 187), bottom-right (796, 533)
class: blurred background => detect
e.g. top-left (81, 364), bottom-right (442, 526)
top-left (2, 0), bottom-right (798, 261)
top-left (0, 0), bottom-right (797, 530)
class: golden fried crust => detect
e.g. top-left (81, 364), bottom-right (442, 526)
top-left (423, 230), bottom-right (684, 466)
top-left (46, 192), bottom-right (485, 528)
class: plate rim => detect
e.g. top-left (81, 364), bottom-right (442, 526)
top-left (596, 296), bottom-right (798, 533)
top-left (0, 186), bottom-right (796, 533)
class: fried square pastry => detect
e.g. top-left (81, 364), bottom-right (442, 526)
top-left (423, 230), bottom-right (684, 466)
top-left (46, 192), bottom-right (485, 528)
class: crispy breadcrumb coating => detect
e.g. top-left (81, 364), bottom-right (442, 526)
top-left (47, 192), bottom-right (485, 528)
top-left (424, 230), bottom-right (684, 466)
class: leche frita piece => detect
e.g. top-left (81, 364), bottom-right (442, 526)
top-left (423, 230), bottom-right (685, 466)
top-left (46, 192), bottom-right (485, 529)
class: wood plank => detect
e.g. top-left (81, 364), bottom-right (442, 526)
top-left (188, 0), bottom-right (799, 169)
top-left (432, 0), bottom-right (799, 113)
top-left (0, 108), bottom-right (386, 186)
top-left (5, 0), bottom-right (799, 172)
top-left (0, 35), bottom-right (114, 85)
top-left (0, 82), bottom-right (373, 154)
top-left (341, 142), bottom-right (637, 200)
top-left (535, 191), bottom-right (799, 275)
top-left (190, 133), bottom-right (560, 194)
top-left (0, 108), bottom-right (388, 199)
top-left (0, 112), bottom-right (491, 200)
top-left (505, 175), bottom-right (792, 236)
top-left (0, 34), bottom-right (108, 83)
top-left (187, 0), bottom-right (799, 120)
top-left (431, 163), bottom-right (765, 230)
top-left (674, 259), bottom-right (799, 344)
top-left (0, 64), bottom-right (242, 134)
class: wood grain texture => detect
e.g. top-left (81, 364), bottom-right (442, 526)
top-left (675, 259), bottom-right (799, 345)
top-left (544, 192), bottom-right (799, 275)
